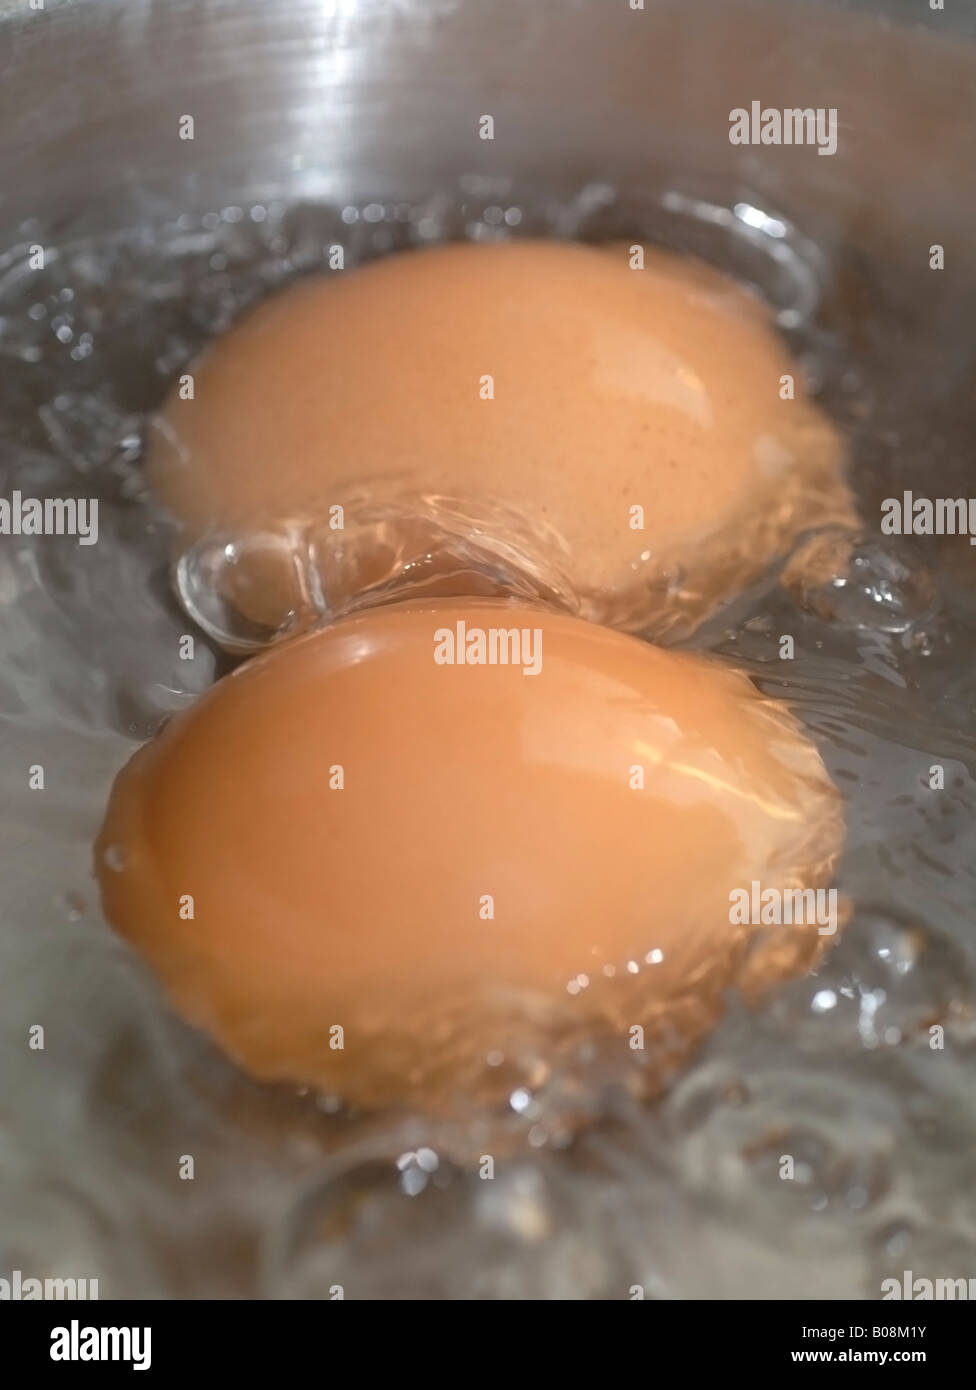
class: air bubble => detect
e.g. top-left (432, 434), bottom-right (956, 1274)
top-left (762, 907), bottom-right (973, 1049)
top-left (175, 531), bottom-right (320, 653)
top-left (783, 531), bottom-right (937, 632)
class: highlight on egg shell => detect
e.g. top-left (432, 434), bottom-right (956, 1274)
top-left (95, 597), bottom-right (845, 1121)
top-left (149, 238), bottom-right (856, 650)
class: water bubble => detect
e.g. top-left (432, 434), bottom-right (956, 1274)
top-left (396, 1147), bottom-right (440, 1195)
top-left (175, 531), bottom-right (319, 653)
top-left (783, 531), bottom-right (937, 633)
top-left (762, 907), bottom-right (973, 1049)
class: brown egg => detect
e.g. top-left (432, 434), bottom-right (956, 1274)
top-left (149, 239), bottom-right (855, 644)
top-left (95, 598), bottom-right (843, 1115)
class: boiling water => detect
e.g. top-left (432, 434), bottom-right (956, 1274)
top-left (1, 183), bottom-right (975, 1299)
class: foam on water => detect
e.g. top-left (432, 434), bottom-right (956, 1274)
top-left (1, 183), bottom-right (975, 1298)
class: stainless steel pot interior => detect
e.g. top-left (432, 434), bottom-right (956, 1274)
top-left (1, 0), bottom-right (974, 273)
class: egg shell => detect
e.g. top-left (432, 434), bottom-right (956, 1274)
top-left (95, 598), bottom-right (844, 1112)
top-left (149, 239), bottom-right (855, 641)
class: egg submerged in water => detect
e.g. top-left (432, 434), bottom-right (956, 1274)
top-left (148, 238), bottom-right (856, 644)
top-left (95, 598), bottom-right (844, 1119)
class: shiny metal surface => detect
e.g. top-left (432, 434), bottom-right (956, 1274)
top-left (1, 0), bottom-right (974, 275)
